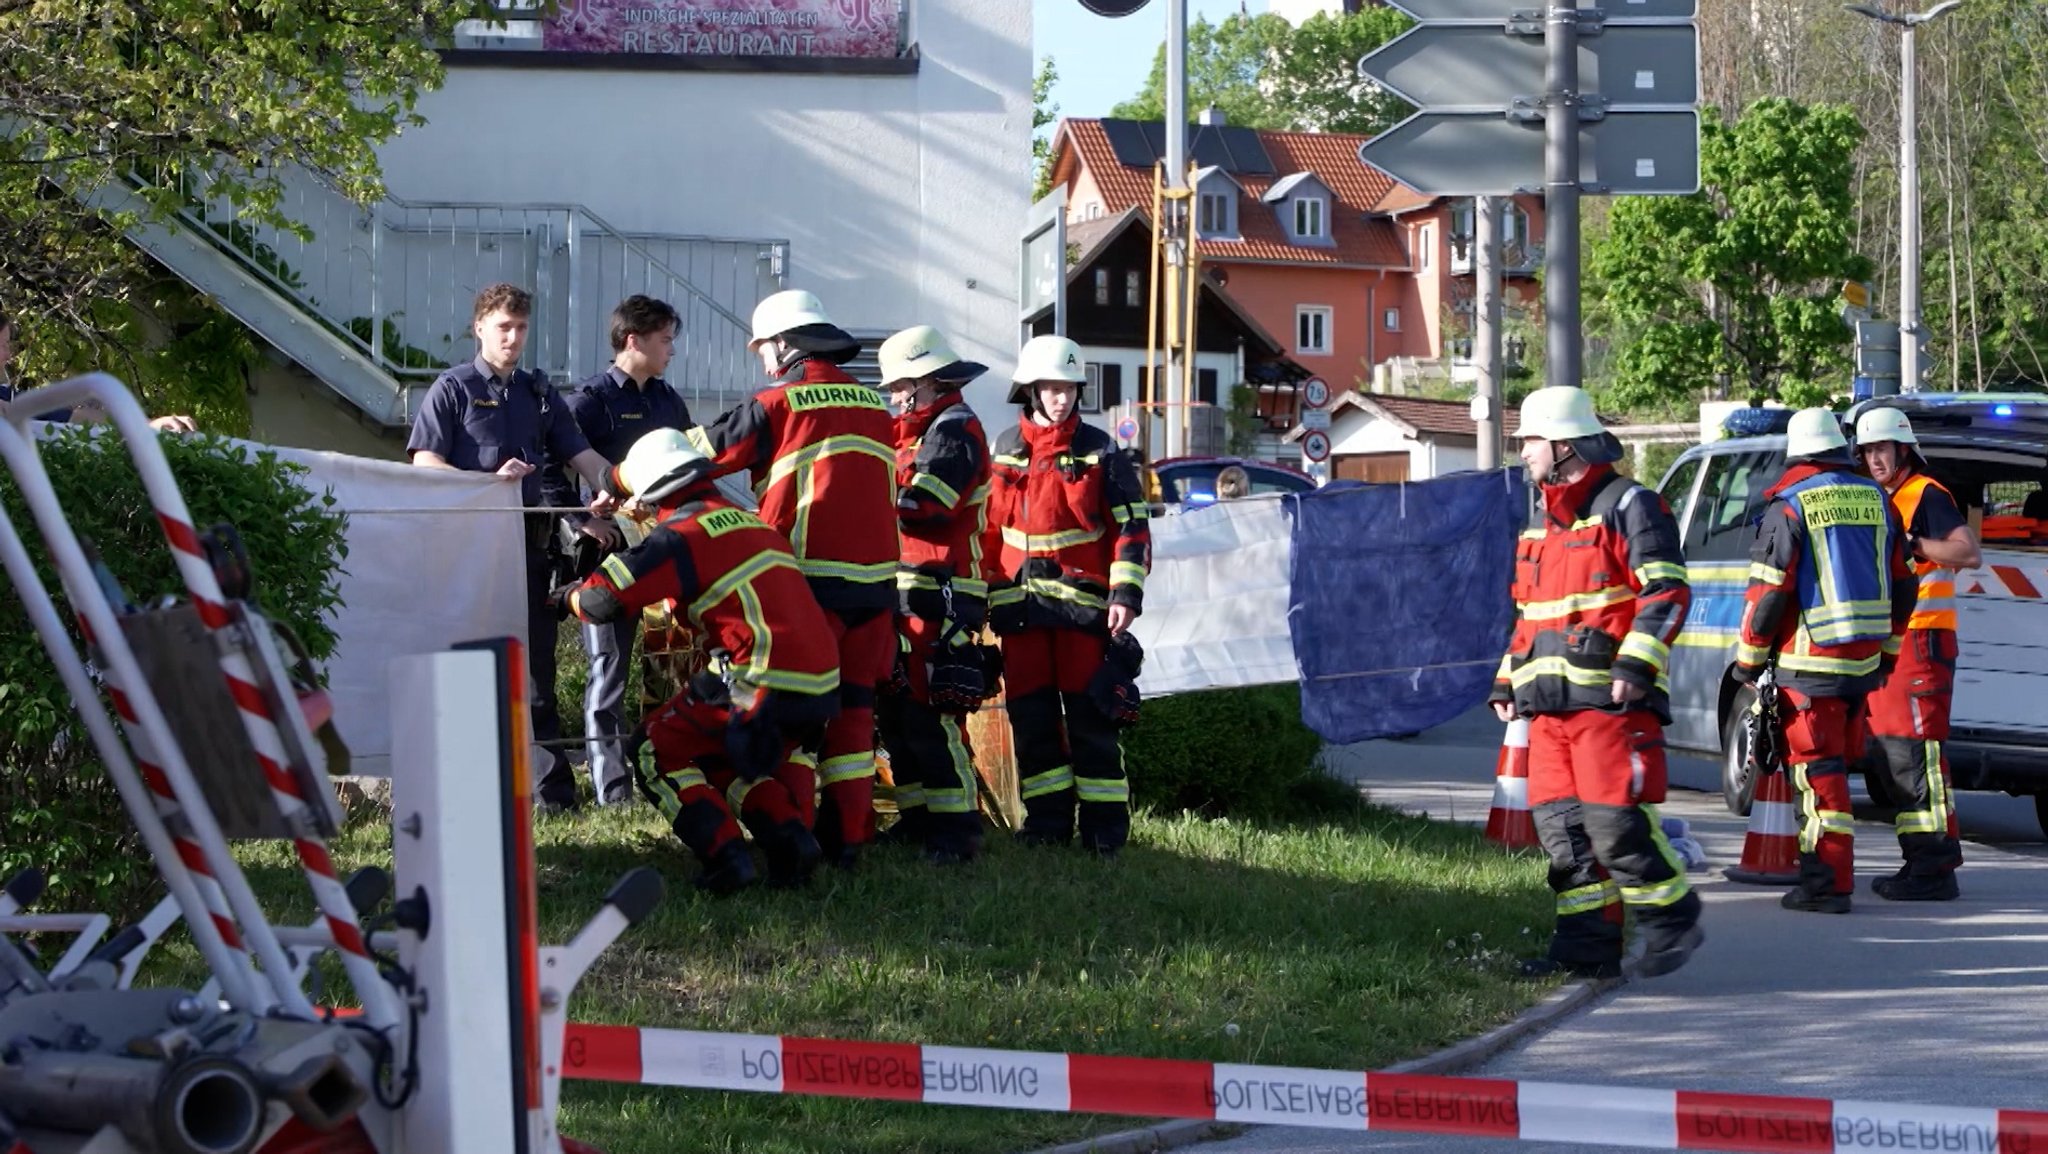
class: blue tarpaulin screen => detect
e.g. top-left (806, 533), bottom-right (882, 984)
top-left (1285, 468), bottom-right (1527, 743)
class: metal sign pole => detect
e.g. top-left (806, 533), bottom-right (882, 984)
top-left (1544, 0), bottom-right (1582, 390)
top-left (1475, 195), bottom-right (1504, 468)
top-left (1163, 0), bottom-right (1189, 459)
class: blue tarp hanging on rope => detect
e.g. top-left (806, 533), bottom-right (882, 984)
top-left (1284, 468), bottom-right (1528, 743)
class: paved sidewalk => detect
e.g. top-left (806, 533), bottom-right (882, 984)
top-left (1194, 709), bottom-right (2048, 1154)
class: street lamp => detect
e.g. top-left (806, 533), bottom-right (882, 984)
top-left (1847, 0), bottom-right (1964, 395)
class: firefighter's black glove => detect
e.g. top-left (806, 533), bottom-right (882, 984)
top-left (724, 707), bottom-right (781, 783)
top-left (546, 581), bottom-right (582, 621)
top-left (1086, 631), bottom-right (1145, 728)
top-left (927, 623), bottom-right (988, 712)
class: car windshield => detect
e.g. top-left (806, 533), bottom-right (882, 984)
top-left (1158, 463), bottom-right (1312, 503)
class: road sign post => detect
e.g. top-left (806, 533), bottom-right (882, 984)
top-left (1358, 0), bottom-right (1699, 392)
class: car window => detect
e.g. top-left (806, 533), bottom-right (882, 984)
top-left (1160, 465), bottom-right (1221, 503)
top-left (1684, 450), bottom-right (1781, 560)
top-left (1657, 455), bottom-right (1703, 539)
top-left (1248, 468), bottom-right (1314, 495)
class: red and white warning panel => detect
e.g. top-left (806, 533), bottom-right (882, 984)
top-left (561, 1024), bottom-right (2048, 1153)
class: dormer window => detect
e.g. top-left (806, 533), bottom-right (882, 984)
top-left (1293, 195), bottom-right (1325, 240)
top-left (1192, 166), bottom-right (1240, 239)
top-left (1261, 172), bottom-right (1336, 248)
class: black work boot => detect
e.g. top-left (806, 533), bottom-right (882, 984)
top-left (1872, 873), bottom-right (1959, 902)
top-left (1781, 853), bottom-right (1851, 914)
top-left (761, 821), bottom-right (822, 889)
top-left (1632, 892), bottom-right (1705, 978)
top-left (1517, 956), bottom-right (1622, 980)
top-left (693, 842), bottom-right (759, 897)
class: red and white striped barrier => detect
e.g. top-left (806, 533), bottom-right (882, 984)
top-left (559, 1024), bottom-right (2048, 1153)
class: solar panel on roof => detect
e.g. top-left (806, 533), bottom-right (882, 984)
top-left (1101, 120), bottom-right (1159, 168)
top-left (1220, 126), bottom-right (1275, 174)
top-left (1100, 118), bottom-right (1276, 175)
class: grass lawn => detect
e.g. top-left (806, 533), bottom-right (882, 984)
top-left (205, 794), bottom-right (1556, 1154)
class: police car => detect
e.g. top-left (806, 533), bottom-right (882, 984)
top-left (1654, 394), bottom-right (2048, 836)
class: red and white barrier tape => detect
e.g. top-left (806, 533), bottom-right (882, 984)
top-left (560, 1024), bottom-right (2048, 1153)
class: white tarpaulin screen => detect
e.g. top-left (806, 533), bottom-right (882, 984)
top-left (1128, 497), bottom-right (1297, 697)
top-left (268, 446), bottom-right (527, 777)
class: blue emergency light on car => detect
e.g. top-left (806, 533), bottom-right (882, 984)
top-left (1993, 403), bottom-right (2015, 417)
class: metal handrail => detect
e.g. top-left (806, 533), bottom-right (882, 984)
top-left (128, 162), bottom-right (783, 414)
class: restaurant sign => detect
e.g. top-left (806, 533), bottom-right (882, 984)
top-left (540, 0), bottom-right (903, 59)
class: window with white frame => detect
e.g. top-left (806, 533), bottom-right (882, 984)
top-left (1199, 190), bottom-right (1235, 237)
top-left (1082, 362), bottom-right (1104, 413)
top-left (1418, 225), bottom-right (1433, 272)
top-left (1094, 268), bottom-right (1110, 306)
top-left (1293, 195), bottom-right (1326, 240)
top-left (1297, 306), bottom-right (1333, 356)
top-left (1384, 307), bottom-right (1401, 332)
top-left (1125, 270), bottom-right (1142, 308)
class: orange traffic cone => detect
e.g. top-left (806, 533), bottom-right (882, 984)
top-left (1724, 769), bottom-right (1801, 885)
top-left (1484, 718), bottom-right (1538, 849)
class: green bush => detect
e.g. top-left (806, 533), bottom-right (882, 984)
top-left (0, 427), bottom-right (349, 913)
top-left (1128, 683), bottom-right (1335, 818)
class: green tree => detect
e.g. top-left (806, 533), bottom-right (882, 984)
top-left (1111, 13), bottom-right (1295, 130)
top-left (1590, 99), bottom-right (1873, 409)
top-left (1033, 56), bottom-right (1061, 201)
top-left (1267, 8), bottom-right (1415, 135)
top-left (0, 0), bottom-right (485, 415)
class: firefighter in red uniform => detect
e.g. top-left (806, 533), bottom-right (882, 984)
top-left (1491, 387), bottom-right (1702, 979)
top-left (687, 290), bottom-right (899, 870)
top-left (1734, 409), bottom-right (1917, 914)
top-left (986, 336), bottom-right (1151, 857)
top-left (560, 428), bottom-right (842, 892)
top-left (1854, 406), bottom-right (1977, 901)
top-left (875, 325), bottom-right (995, 865)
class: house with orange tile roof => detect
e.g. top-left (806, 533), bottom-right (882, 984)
top-left (1043, 112), bottom-right (1544, 402)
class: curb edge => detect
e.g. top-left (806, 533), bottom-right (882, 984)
top-left (1022, 976), bottom-right (1615, 1154)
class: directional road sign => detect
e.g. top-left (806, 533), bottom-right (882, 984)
top-left (1358, 110), bottom-right (1700, 197)
top-left (1383, 0), bottom-right (1695, 20)
top-left (1078, 0), bottom-right (1151, 15)
top-left (1361, 25), bottom-right (1699, 111)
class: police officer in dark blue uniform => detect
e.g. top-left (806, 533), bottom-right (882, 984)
top-left (546, 294), bottom-right (693, 805)
top-left (407, 283), bottom-right (618, 812)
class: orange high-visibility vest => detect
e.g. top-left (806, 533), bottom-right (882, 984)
top-left (1890, 473), bottom-right (1958, 631)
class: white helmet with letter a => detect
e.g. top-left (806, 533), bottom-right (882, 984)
top-left (1007, 335), bottom-right (1088, 406)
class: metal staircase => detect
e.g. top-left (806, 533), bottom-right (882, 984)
top-left (116, 162), bottom-right (787, 428)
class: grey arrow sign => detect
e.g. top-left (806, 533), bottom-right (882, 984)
top-left (1358, 110), bottom-right (1700, 196)
top-left (1362, 25), bottom-right (1698, 110)
top-left (1386, 0), bottom-right (1695, 20)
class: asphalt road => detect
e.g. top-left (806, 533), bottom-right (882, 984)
top-left (1191, 706), bottom-right (2048, 1154)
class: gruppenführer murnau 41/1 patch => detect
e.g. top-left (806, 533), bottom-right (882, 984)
top-left (1801, 485), bottom-right (1885, 528)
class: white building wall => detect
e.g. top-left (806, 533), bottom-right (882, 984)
top-left (1328, 411), bottom-right (1431, 477)
top-left (1072, 344), bottom-right (1238, 451)
top-left (374, 0), bottom-right (1031, 419)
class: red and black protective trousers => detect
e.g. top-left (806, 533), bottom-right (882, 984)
top-left (691, 359), bottom-right (900, 856)
top-left (570, 489), bottom-right (841, 879)
top-left (985, 413), bottom-right (1149, 853)
top-left (883, 392), bottom-right (993, 858)
top-left (1491, 466), bottom-right (1698, 966)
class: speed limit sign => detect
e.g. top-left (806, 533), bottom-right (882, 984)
top-left (1302, 430), bottom-right (1331, 463)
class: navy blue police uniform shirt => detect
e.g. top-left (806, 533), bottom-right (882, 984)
top-left (406, 356), bottom-right (590, 510)
top-left (0, 382), bottom-right (74, 423)
top-left (543, 366), bottom-right (693, 520)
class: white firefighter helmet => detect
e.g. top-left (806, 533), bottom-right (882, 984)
top-left (1516, 386), bottom-right (1606, 442)
top-left (1854, 406), bottom-right (1919, 448)
top-left (1008, 335), bottom-right (1088, 405)
top-left (879, 325), bottom-right (987, 389)
top-left (617, 427), bottom-right (711, 502)
top-left (748, 290), bottom-right (836, 348)
top-left (1785, 407), bottom-right (1851, 460)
